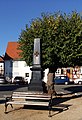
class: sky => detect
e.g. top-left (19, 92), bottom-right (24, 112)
top-left (0, 0), bottom-right (82, 56)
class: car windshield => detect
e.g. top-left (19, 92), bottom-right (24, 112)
top-left (55, 76), bottom-right (67, 79)
top-left (55, 76), bottom-right (60, 79)
top-left (15, 77), bottom-right (22, 80)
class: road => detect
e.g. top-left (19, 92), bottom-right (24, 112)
top-left (0, 84), bottom-right (82, 98)
top-left (0, 84), bottom-right (28, 98)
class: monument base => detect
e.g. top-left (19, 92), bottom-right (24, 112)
top-left (28, 67), bottom-right (43, 92)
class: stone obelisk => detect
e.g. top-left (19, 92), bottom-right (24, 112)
top-left (28, 38), bottom-right (43, 92)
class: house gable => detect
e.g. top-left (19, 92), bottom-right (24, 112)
top-left (4, 42), bottom-right (22, 60)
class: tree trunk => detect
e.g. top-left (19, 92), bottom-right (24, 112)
top-left (47, 73), bottom-right (54, 94)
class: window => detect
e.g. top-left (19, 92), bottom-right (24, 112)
top-left (25, 73), bottom-right (29, 77)
top-left (14, 61), bottom-right (18, 67)
top-left (56, 69), bottom-right (60, 74)
top-left (61, 69), bottom-right (63, 74)
top-left (14, 72), bottom-right (19, 76)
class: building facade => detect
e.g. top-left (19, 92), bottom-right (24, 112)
top-left (0, 56), bottom-right (4, 76)
top-left (55, 66), bottom-right (82, 81)
top-left (4, 42), bottom-right (32, 83)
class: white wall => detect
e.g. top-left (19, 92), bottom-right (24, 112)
top-left (12, 60), bottom-right (32, 83)
top-left (0, 62), bottom-right (4, 75)
top-left (4, 60), bottom-right (32, 83)
top-left (43, 68), bottom-right (49, 83)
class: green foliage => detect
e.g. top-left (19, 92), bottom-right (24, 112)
top-left (18, 11), bottom-right (82, 71)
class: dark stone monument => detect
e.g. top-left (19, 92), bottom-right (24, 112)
top-left (28, 38), bottom-right (43, 92)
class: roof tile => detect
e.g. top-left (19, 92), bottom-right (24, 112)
top-left (5, 42), bottom-right (22, 60)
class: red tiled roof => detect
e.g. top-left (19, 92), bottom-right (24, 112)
top-left (5, 42), bottom-right (22, 60)
top-left (0, 57), bottom-right (4, 62)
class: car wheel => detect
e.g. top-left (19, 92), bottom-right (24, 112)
top-left (78, 81), bottom-right (82, 85)
top-left (65, 82), bottom-right (68, 85)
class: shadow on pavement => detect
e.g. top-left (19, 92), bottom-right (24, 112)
top-left (23, 93), bottom-right (81, 117)
top-left (64, 85), bottom-right (82, 94)
top-left (0, 84), bottom-right (28, 91)
top-left (49, 93), bottom-right (82, 117)
top-left (0, 99), bottom-right (6, 104)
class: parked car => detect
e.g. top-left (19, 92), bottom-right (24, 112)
top-left (53, 76), bottom-right (70, 85)
top-left (74, 78), bottom-right (82, 85)
top-left (13, 76), bottom-right (25, 84)
top-left (0, 76), bottom-right (7, 84)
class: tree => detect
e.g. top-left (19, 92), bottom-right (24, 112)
top-left (18, 11), bottom-right (82, 72)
